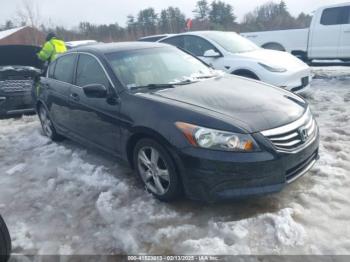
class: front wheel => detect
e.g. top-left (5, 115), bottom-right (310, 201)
top-left (133, 138), bottom-right (182, 201)
top-left (38, 105), bottom-right (64, 141)
top-left (0, 215), bottom-right (11, 262)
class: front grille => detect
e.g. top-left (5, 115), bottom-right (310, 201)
top-left (301, 76), bottom-right (309, 86)
top-left (291, 76), bottom-right (309, 92)
top-left (261, 108), bottom-right (317, 153)
top-left (286, 150), bottom-right (318, 183)
top-left (0, 80), bottom-right (34, 93)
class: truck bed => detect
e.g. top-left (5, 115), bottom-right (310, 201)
top-left (241, 28), bottom-right (309, 53)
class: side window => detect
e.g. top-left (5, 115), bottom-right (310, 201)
top-left (183, 36), bottom-right (218, 56)
top-left (47, 61), bottom-right (56, 78)
top-left (321, 7), bottom-right (349, 25)
top-left (161, 36), bottom-right (184, 48)
top-left (76, 54), bottom-right (110, 88)
top-left (53, 54), bottom-right (76, 83)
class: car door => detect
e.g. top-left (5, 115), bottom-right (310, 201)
top-left (182, 35), bottom-right (224, 70)
top-left (339, 6), bottom-right (350, 58)
top-left (68, 53), bottom-right (122, 154)
top-left (44, 53), bottom-right (77, 132)
top-left (309, 6), bottom-right (347, 59)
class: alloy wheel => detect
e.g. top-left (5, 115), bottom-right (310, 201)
top-left (137, 146), bottom-right (170, 195)
top-left (39, 107), bottom-right (53, 138)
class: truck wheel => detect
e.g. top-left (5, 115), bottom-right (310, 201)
top-left (0, 215), bottom-right (11, 262)
top-left (262, 43), bottom-right (286, 52)
top-left (291, 51), bottom-right (309, 63)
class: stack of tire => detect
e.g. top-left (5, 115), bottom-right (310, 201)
top-left (0, 215), bottom-right (11, 262)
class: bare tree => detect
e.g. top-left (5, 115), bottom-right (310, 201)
top-left (16, 0), bottom-right (42, 44)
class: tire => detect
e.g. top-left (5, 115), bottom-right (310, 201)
top-left (291, 51), bottom-right (309, 63)
top-left (262, 43), bottom-right (286, 51)
top-left (38, 105), bottom-right (64, 141)
top-left (0, 216), bottom-right (11, 262)
top-left (133, 138), bottom-right (182, 201)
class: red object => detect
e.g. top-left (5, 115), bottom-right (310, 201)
top-left (186, 19), bottom-right (193, 30)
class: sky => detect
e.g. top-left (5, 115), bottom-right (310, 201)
top-left (0, 0), bottom-right (349, 28)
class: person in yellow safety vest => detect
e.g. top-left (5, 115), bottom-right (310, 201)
top-left (37, 32), bottom-right (67, 63)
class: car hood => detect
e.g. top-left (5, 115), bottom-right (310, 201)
top-left (0, 45), bottom-right (43, 69)
top-left (237, 49), bottom-right (308, 71)
top-left (146, 75), bottom-right (307, 133)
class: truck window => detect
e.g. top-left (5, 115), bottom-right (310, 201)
top-left (321, 6), bottom-right (350, 25)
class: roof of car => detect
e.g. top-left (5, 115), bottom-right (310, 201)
top-left (139, 34), bottom-right (174, 40)
top-left (68, 41), bottom-right (171, 55)
top-left (159, 31), bottom-right (238, 41)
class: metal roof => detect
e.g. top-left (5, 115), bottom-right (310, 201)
top-left (0, 26), bottom-right (27, 40)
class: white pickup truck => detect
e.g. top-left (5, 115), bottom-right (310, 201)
top-left (241, 3), bottom-right (350, 61)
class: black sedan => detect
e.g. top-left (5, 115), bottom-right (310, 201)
top-left (36, 42), bottom-right (319, 202)
top-left (0, 215), bottom-right (11, 262)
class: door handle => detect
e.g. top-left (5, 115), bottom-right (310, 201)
top-left (70, 93), bottom-right (80, 101)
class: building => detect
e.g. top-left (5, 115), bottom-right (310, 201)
top-left (0, 26), bottom-right (45, 46)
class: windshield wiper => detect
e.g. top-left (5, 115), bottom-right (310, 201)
top-left (130, 80), bottom-right (196, 91)
top-left (130, 83), bottom-right (175, 91)
top-left (193, 75), bottom-right (217, 79)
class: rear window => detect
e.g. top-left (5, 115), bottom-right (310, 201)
top-left (161, 36), bottom-right (185, 48)
top-left (321, 6), bottom-right (350, 25)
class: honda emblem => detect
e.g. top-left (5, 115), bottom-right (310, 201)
top-left (298, 127), bottom-right (309, 142)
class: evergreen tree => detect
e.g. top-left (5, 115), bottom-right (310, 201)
top-left (209, 1), bottom-right (236, 30)
top-left (193, 0), bottom-right (210, 20)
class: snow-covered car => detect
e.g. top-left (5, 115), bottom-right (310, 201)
top-left (241, 3), bottom-right (350, 62)
top-left (0, 45), bottom-right (42, 117)
top-left (65, 40), bottom-right (98, 50)
top-left (0, 215), bottom-right (11, 262)
top-left (159, 31), bottom-right (312, 93)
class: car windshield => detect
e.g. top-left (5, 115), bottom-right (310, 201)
top-left (203, 31), bottom-right (260, 54)
top-left (106, 47), bottom-right (218, 90)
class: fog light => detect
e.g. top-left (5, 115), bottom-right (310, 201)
top-left (0, 97), bottom-right (6, 104)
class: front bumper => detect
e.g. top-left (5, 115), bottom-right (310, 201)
top-left (0, 91), bottom-right (35, 116)
top-left (261, 68), bottom-right (312, 93)
top-left (174, 130), bottom-right (319, 202)
top-left (0, 79), bottom-right (36, 116)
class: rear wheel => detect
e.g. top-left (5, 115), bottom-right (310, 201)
top-left (0, 215), bottom-right (11, 262)
top-left (133, 138), bottom-right (182, 201)
top-left (262, 43), bottom-right (286, 52)
top-left (38, 105), bottom-right (64, 141)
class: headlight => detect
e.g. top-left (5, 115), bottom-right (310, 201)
top-left (175, 122), bottom-right (260, 152)
top-left (259, 62), bottom-right (287, 73)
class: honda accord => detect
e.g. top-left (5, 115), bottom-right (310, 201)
top-left (36, 42), bottom-right (319, 202)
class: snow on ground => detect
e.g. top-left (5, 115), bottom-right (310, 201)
top-left (0, 67), bottom-right (350, 255)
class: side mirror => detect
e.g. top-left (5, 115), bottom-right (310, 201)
top-left (203, 49), bottom-right (221, 58)
top-left (83, 84), bottom-right (107, 98)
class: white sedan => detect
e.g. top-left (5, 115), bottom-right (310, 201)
top-left (159, 31), bottom-right (311, 93)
